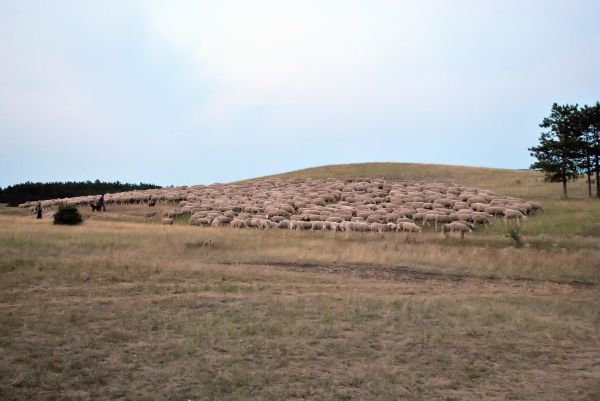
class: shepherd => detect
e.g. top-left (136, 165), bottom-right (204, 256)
top-left (98, 194), bottom-right (105, 211)
top-left (35, 201), bottom-right (43, 219)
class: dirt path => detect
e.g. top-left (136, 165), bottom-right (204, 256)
top-left (216, 260), bottom-right (600, 290)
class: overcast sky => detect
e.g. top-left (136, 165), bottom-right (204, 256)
top-left (1, 1), bottom-right (599, 187)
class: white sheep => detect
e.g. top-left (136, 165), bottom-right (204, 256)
top-left (503, 209), bottom-right (527, 225)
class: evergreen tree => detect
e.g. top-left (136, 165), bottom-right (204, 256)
top-left (0, 180), bottom-right (161, 207)
top-left (581, 102), bottom-right (600, 198)
top-left (529, 103), bottom-right (581, 198)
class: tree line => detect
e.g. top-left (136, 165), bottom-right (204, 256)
top-left (529, 102), bottom-right (600, 198)
top-left (0, 180), bottom-right (161, 207)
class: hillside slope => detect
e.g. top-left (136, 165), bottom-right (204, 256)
top-left (264, 162), bottom-right (588, 201)
top-left (262, 162), bottom-right (599, 236)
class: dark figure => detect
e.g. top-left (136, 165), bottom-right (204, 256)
top-left (90, 201), bottom-right (101, 211)
top-left (148, 198), bottom-right (156, 207)
top-left (35, 202), bottom-right (43, 219)
top-left (98, 194), bottom-right (105, 211)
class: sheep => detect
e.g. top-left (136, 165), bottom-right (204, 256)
top-left (326, 222), bottom-right (343, 232)
top-left (441, 221), bottom-right (472, 238)
top-left (470, 202), bottom-right (488, 212)
top-left (466, 196), bottom-right (487, 206)
top-left (503, 209), bottom-right (527, 225)
top-left (366, 214), bottom-right (383, 223)
top-left (370, 222), bottom-right (391, 233)
top-left (278, 220), bottom-right (292, 229)
top-left (25, 176), bottom-right (539, 236)
top-left (484, 206), bottom-right (505, 216)
top-left (412, 212), bottom-right (426, 222)
top-left (250, 218), bottom-right (271, 229)
top-left (399, 222), bottom-right (422, 232)
top-left (162, 218), bottom-right (174, 225)
top-left (344, 222), bottom-right (370, 232)
top-left (211, 218), bottom-right (227, 228)
top-left (291, 221), bottom-right (312, 230)
top-left (189, 217), bottom-right (211, 226)
top-left (230, 219), bottom-right (248, 229)
top-left (528, 201), bottom-right (543, 212)
top-left (311, 221), bottom-right (326, 231)
top-left (472, 212), bottom-right (493, 227)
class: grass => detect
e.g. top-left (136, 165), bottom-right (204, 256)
top-left (1, 217), bottom-right (599, 400)
top-left (265, 162), bottom-right (600, 237)
top-left (1, 162), bottom-right (600, 400)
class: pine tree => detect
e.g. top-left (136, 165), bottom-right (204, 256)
top-left (529, 103), bottom-right (581, 198)
top-left (581, 102), bottom-right (600, 198)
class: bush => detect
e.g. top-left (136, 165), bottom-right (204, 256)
top-left (505, 226), bottom-right (523, 247)
top-left (53, 204), bottom-right (83, 225)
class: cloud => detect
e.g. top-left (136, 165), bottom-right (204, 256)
top-left (147, 1), bottom-right (434, 122)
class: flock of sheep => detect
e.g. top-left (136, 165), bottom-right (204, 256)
top-left (20, 177), bottom-right (541, 236)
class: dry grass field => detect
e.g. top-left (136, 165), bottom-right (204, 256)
top-left (1, 163), bottom-right (600, 400)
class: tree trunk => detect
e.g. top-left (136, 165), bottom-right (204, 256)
top-left (587, 155), bottom-right (592, 198)
top-left (596, 155), bottom-right (600, 198)
top-left (562, 169), bottom-right (568, 199)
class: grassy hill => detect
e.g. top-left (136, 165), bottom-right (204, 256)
top-left (266, 162), bottom-right (589, 201)
top-left (264, 162), bottom-right (600, 237)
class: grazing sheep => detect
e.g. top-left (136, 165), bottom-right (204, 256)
top-left (484, 206), bottom-right (505, 216)
top-left (270, 216), bottom-right (285, 223)
top-left (189, 217), bottom-right (211, 226)
top-left (441, 221), bottom-right (472, 238)
top-left (250, 218), bottom-right (271, 229)
top-left (470, 202), bottom-right (488, 212)
top-left (528, 201), bottom-right (543, 212)
top-left (162, 218), bottom-right (174, 225)
top-left (503, 209), bottom-right (527, 225)
top-left (325, 222), bottom-right (343, 232)
top-left (472, 212), bottom-right (493, 227)
top-left (370, 222), bottom-right (391, 233)
top-left (344, 221), bottom-right (371, 232)
top-left (25, 176), bottom-right (539, 236)
top-left (311, 221), bottom-right (326, 231)
top-left (230, 219), bottom-right (248, 229)
top-left (277, 220), bottom-right (292, 229)
top-left (399, 222), bottom-right (422, 232)
top-left (296, 221), bottom-right (314, 230)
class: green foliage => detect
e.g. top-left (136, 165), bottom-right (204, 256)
top-left (530, 102), bottom-right (600, 198)
top-left (505, 226), bottom-right (523, 247)
top-left (529, 103), bottom-right (581, 196)
top-left (579, 102), bottom-right (600, 198)
top-left (0, 180), bottom-right (161, 207)
top-left (53, 205), bottom-right (83, 226)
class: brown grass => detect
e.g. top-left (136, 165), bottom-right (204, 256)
top-left (1, 216), bottom-right (600, 400)
top-left (2, 162), bottom-right (600, 400)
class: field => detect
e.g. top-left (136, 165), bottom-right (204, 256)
top-left (1, 163), bottom-right (600, 400)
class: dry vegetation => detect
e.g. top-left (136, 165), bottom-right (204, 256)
top-left (1, 163), bottom-right (600, 400)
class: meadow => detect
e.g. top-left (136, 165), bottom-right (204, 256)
top-left (1, 163), bottom-right (599, 400)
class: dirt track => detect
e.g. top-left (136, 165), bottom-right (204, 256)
top-left (216, 260), bottom-right (600, 289)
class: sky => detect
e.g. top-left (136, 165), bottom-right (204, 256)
top-left (1, 1), bottom-right (599, 187)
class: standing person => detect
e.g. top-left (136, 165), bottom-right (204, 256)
top-left (35, 202), bottom-right (42, 219)
top-left (99, 194), bottom-right (105, 211)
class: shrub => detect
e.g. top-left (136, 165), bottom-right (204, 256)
top-left (505, 226), bottom-right (523, 247)
top-left (53, 204), bottom-right (83, 225)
